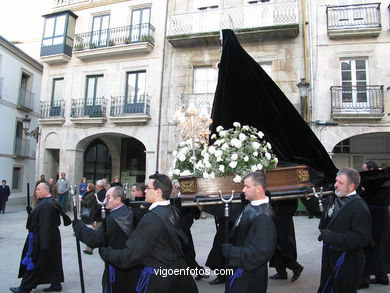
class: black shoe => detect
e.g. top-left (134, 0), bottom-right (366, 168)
top-left (291, 265), bottom-right (304, 282)
top-left (43, 284), bottom-right (62, 292)
top-left (358, 282), bottom-right (370, 289)
top-left (9, 287), bottom-right (30, 293)
top-left (83, 250), bottom-right (92, 255)
top-left (370, 277), bottom-right (389, 285)
top-left (209, 276), bottom-right (225, 285)
top-left (270, 272), bottom-right (288, 280)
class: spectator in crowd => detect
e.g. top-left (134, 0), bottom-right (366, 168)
top-left (0, 179), bottom-right (11, 214)
top-left (56, 173), bottom-right (70, 213)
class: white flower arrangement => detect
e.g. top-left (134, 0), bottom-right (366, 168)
top-left (169, 123), bottom-right (278, 183)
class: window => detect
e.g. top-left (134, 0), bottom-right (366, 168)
top-left (248, 0), bottom-right (270, 4)
top-left (340, 59), bottom-right (368, 105)
top-left (14, 121), bottom-right (23, 156)
top-left (12, 167), bottom-right (22, 190)
top-left (130, 7), bottom-right (151, 41)
top-left (195, 0), bottom-right (219, 10)
top-left (85, 75), bottom-right (104, 116)
top-left (91, 14), bottom-right (110, 47)
top-left (333, 138), bottom-right (350, 154)
top-left (51, 78), bottom-right (64, 116)
top-left (193, 67), bottom-right (218, 94)
top-left (42, 14), bottom-right (66, 46)
top-left (125, 71), bottom-right (146, 113)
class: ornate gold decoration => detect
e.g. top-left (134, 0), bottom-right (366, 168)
top-left (178, 177), bottom-right (197, 194)
top-left (297, 169), bottom-right (310, 183)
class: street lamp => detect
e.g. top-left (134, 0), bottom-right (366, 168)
top-left (22, 115), bottom-right (39, 142)
top-left (297, 78), bottom-right (310, 120)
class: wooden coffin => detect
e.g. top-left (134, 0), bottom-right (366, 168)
top-left (178, 165), bottom-right (312, 198)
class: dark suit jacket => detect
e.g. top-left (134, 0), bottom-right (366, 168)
top-left (0, 185), bottom-right (10, 201)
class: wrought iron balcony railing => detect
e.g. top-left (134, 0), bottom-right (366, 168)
top-left (71, 98), bottom-right (107, 118)
top-left (331, 85), bottom-right (384, 116)
top-left (74, 24), bottom-right (155, 51)
top-left (167, 0), bottom-right (297, 36)
top-left (110, 95), bottom-right (151, 116)
top-left (327, 3), bottom-right (381, 31)
top-left (14, 138), bottom-right (31, 157)
top-left (54, 0), bottom-right (89, 7)
top-left (40, 100), bottom-right (65, 119)
top-left (18, 87), bottom-right (35, 110)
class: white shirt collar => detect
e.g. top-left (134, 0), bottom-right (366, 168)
top-left (346, 191), bottom-right (356, 197)
top-left (149, 200), bottom-right (170, 211)
top-left (250, 197), bottom-right (269, 206)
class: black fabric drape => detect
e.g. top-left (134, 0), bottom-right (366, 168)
top-left (210, 29), bottom-right (338, 183)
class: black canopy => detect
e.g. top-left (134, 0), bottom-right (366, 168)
top-left (210, 29), bottom-right (338, 183)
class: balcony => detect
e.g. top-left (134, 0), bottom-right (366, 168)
top-left (14, 138), bottom-right (33, 158)
top-left (327, 3), bottom-right (381, 39)
top-left (167, 1), bottom-right (298, 47)
top-left (331, 85), bottom-right (384, 120)
top-left (73, 24), bottom-right (155, 60)
top-left (70, 98), bottom-right (107, 125)
top-left (39, 100), bottom-right (66, 125)
top-left (110, 95), bottom-right (151, 124)
top-left (17, 88), bottom-right (34, 112)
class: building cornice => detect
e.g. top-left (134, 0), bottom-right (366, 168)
top-left (0, 35), bottom-right (43, 73)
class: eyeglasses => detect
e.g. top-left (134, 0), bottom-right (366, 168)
top-left (145, 186), bottom-right (155, 190)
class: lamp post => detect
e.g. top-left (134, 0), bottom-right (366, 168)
top-left (297, 78), bottom-right (310, 121)
top-left (22, 115), bottom-right (39, 142)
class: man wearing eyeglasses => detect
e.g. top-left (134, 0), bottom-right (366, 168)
top-left (99, 173), bottom-right (198, 293)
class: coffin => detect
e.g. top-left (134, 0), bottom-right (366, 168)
top-left (178, 165), bottom-right (312, 198)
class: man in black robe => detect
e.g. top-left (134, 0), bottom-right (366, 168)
top-left (10, 182), bottom-right (70, 293)
top-left (73, 186), bottom-right (139, 293)
top-left (99, 173), bottom-right (198, 293)
top-left (222, 171), bottom-right (277, 293)
top-left (359, 162), bottom-right (390, 288)
top-left (318, 168), bottom-right (373, 293)
top-left (269, 198), bottom-right (304, 282)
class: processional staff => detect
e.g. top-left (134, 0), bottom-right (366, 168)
top-left (220, 190), bottom-right (234, 293)
top-left (95, 193), bottom-right (111, 293)
top-left (71, 185), bottom-right (86, 293)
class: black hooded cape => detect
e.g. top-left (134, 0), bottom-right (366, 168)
top-left (210, 29), bottom-right (338, 183)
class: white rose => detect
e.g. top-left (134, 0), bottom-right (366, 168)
top-left (217, 157), bottom-right (223, 162)
top-left (204, 161), bottom-right (212, 168)
top-left (251, 165), bottom-right (258, 172)
top-left (233, 122), bottom-right (241, 127)
top-left (258, 131), bottom-right (264, 138)
top-left (266, 142), bottom-right (272, 149)
top-left (172, 150), bottom-right (177, 156)
top-left (215, 150), bottom-right (223, 157)
top-left (252, 141), bottom-right (260, 149)
top-left (203, 172), bottom-right (209, 179)
top-left (181, 170), bottom-right (192, 176)
top-left (242, 125), bottom-right (250, 130)
top-left (231, 153), bottom-right (238, 160)
top-left (274, 157), bottom-right (279, 164)
top-left (219, 165), bottom-right (225, 172)
top-left (244, 156), bottom-right (249, 162)
top-left (257, 163), bottom-right (263, 170)
top-left (216, 126), bottom-right (223, 132)
top-left (220, 130), bottom-right (227, 137)
top-left (174, 169), bottom-right (181, 175)
top-left (239, 133), bottom-right (247, 141)
top-left (229, 161), bottom-right (238, 169)
top-left (209, 172), bottom-right (215, 179)
top-left (221, 143), bottom-right (229, 150)
top-left (230, 138), bottom-right (242, 148)
top-left (208, 146), bottom-right (216, 154)
top-left (253, 151), bottom-right (258, 157)
top-left (233, 175), bottom-right (242, 183)
top-left (211, 134), bottom-right (217, 140)
top-left (178, 154), bottom-right (186, 162)
top-left (265, 152), bottom-right (271, 160)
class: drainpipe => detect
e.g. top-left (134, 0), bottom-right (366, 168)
top-left (155, 0), bottom-right (169, 172)
top-left (301, 0), bottom-right (310, 121)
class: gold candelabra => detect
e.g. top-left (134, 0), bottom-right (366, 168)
top-left (173, 103), bottom-right (213, 173)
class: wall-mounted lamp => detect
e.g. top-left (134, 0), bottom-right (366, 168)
top-left (296, 78), bottom-right (310, 120)
top-left (22, 115), bottom-right (39, 142)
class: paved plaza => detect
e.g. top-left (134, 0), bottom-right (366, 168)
top-left (1, 202), bottom-right (388, 293)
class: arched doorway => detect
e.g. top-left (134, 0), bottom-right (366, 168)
top-left (84, 138), bottom-right (112, 183)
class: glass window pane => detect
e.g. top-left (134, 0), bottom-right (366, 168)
top-left (86, 77), bottom-right (95, 104)
top-left (95, 76), bottom-right (103, 100)
top-left (132, 10), bottom-right (141, 25)
top-left (137, 72), bottom-right (146, 97)
top-left (341, 61), bottom-right (351, 70)
top-left (102, 15), bottom-right (110, 30)
top-left (52, 78), bottom-right (64, 101)
top-left (53, 37), bottom-right (63, 45)
top-left (142, 8), bottom-right (151, 23)
top-left (54, 15), bottom-right (66, 36)
top-left (355, 70), bottom-right (366, 81)
top-left (341, 71), bottom-right (351, 82)
top-left (92, 17), bottom-right (101, 32)
top-left (355, 60), bottom-right (366, 70)
top-left (44, 18), bottom-right (55, 38)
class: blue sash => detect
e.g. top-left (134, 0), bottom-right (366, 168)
top-left (136, 266), bottom-right (155, 293)
top-left (104, 264), bottom-right (116, 293)
top-left (21, 232), bottom-right (36, 271)
top-left (226, 268), bottom-right (244, 292)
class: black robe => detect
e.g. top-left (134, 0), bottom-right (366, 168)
top-left (106, 205), bottom-right (198, 293)
top-left (73, 205), bottom-right (139, 293)
top-left (18, 197), bottom-right (64, 290)
top-left (318, 194), bottom-right (373, 293)
top-left (269, 199), bottom-right (300, 272)
top-left (227, 202), bottom-right (276, 293)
